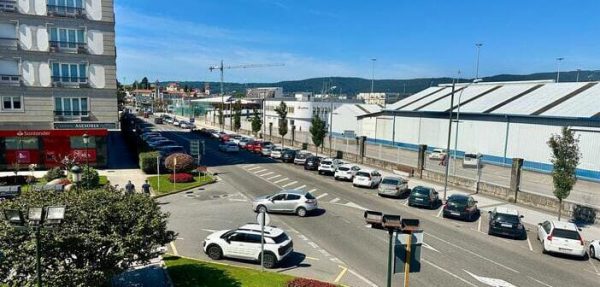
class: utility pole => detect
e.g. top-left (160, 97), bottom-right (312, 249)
top-left (576, 69), bottom-right (581, 82)
top-left (443, 75), bottom-right (458, 201)
top-left (475, 43), bottom-right (483, 79)
top-left (556, 57), bottom-right (564, 83)
top-left (370, 58), bottom-right (376, 95)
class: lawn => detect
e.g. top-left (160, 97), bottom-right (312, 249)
top-left (164, 256), bottom-right (295, 287)
top-left (147, 174), bottom-right (214, 195)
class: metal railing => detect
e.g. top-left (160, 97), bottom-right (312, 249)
top-left (0, 37), bottom-right (18, 50)
top-left (0, 74), bottom-right (21, 85)
top-left (51, 76), bottom-right (89, 88)
top-left (0, 0), bottom-right (17, 12)
top-left (53, 110), bottom-right (90, 122)
top-left (49, 41), bottom-right (87, 54)
top-left (46, 5), bottom-right (85, 18)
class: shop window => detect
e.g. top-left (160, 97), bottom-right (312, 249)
top-left (70, 136), bottom-right (97, 149)
top-left (5, 137), bottom-right (39, 150)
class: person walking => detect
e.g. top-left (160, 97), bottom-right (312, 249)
top-left (141, 180), bottom-right (151, 196)
top-left (125, 180), bottom-right (135, 194)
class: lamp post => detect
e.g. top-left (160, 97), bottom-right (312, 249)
top-left (82, 133), bottom-right (89, 190)
top-left (2, 206), bottom-right (66, 287)
top-left (370, 58), bottom-right (376, 95)
top-left (452, 78), bottom-right (482, 175)
top-left (556, 57), bottom-right (564, 82)
top-left (475, 43), bottom-right (483, 79)
top-left (71, 165), bottom-right (82, 192)
top-left (442, 76), bottom-right (457, 202)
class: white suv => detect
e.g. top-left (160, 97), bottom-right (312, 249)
top-left (203, 224), bottom-right (294, 269)
top-left (318, 158), bottom-right (344, 175)
top-left (334, 164), bottom-right (361, 181)
top-left (353, 169), bottom-right (382, 188)
top-left (537, 220), bottom-right (586, 258)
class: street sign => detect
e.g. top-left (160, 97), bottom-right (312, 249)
top-left (393, 231), bottom-right (423, 274)
top-left (190, 140), bottom-right (200, 155)
top-left (257, 212), bottom-right (271, 226)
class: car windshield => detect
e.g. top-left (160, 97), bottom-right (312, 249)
top-left (449, 197), bottom-right (468, 206)
top-left (322, 161), bottom-right (332, 165)
top-left (356, 171), bottom-right (370, 177)
top-left (296, 153), bottom-right (306, 159)
top-left (305, 193), bottom-right (316, 200)
top-left (412, 187), bottom-right (430, 196)
top-left (273, 148), bottom-right (282, 152)
top-left (272, 233), bottom-right (289, 244)
top-left (552, 228), bottom-right (581, 240)
top-left (337, 167), bottom-right (349, 171)
top-left (494, 214), bottom-right (520, 223)
top-left (382, 178), bottom-right (400, 185)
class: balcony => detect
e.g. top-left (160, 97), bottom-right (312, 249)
top-left (0, 37), bottom-right (18, 50)
top-left (49, 41), bottom-right (87, 54)
top-left (51, 76), bottom-right (89, 88)
top-left (0, 0), bottom-right (17, 12)
top-left (47, 5), bottom-right (85, 18)
top-left (0, 74), bottom-right (21, 86)
top-left (54, 110), bottom-right (90, 122)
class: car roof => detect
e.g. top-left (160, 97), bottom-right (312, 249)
top-left (448, 194), bottom-right (470, 200)
top-left (550, 220), bottom-right (578, 231)
top-left (494, 207), bottom-right (519, 216)
top-left (238, 224), bottom-right (284, 237)
top-left (357, 168), bottom-right (376, 173)
top-left (339, 164), bottom-right (357, 168)
top-left (280, 189), bottom-right (308, 195)
top-left (382, 176), bottom-right (404, 181)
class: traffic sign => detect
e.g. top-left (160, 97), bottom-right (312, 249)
top-left (190, 140), bottom-right (200, 155)
top-left (257, 212), bottom-right (271, 226)
top-left (394, 231), bottom-right (423, 274)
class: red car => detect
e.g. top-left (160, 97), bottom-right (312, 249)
top-left (253, 141), bottom-right (273, 153)
top-left (245, 140), bottom-right (259, 151)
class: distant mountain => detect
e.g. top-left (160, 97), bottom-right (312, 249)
top-left (160, 70), bottom-right (600, 96)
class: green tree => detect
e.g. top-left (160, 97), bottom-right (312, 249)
top-left (140, 77), bottom-right (149, 89)
top-left (547, 127), bottom-right (581, 221)
top-left (117, 80), bottom-right (126, 107)
top-left (217, 105), bottom-right (224, 126)
top-left (233, 100), bottom-right (242, 132)
top-left (309, 114), bottom-right (327, 157)
top-left (251, 108), bottom-right (262, 137)
top-left (132, 80), bottom-right (140, 90)
top-left (0, 189), bottom-right (175, 286)
top-left (274, 101), bottom-right (288, 147)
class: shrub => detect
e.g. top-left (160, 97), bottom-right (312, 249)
top-left (44, 167), bottom-right (66, 182)
top-left (71, 167), bottom-right (99, 189)
top-left (164, 153), bottom-right (195, 172)
top-left (139, 151), bottom-right (160, 174)
top-left (0, 175), bottom-right (30, 185)
top-left (286, 278), bottom-right (337, 287)
top-left (168, 173), bottom-right (194, 183)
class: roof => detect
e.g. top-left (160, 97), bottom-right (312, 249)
top-left (550, 221), bottom-right (578, 231)
top-left (238, 224), bottom-right (284, 237)
top-left (494, 207), bottom-right (519, 216)
top-left (282, 189), bottom-right (309, 195)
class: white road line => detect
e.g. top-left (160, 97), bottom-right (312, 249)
top-left (267, 175), bottom-right (281, 180)
top-left (307, 188), bottom-right (317, 193)
top-left (282, 181), bottom-right (299, 188)
top-left (422, 259), bottom-right (478, 287)
top-left (294, 184), bottom-right (306, 190)
top-left (246, 166), bottom-right (261, 171)
top-left (344, 202), bottom-right (367, 211)
top-left (274, 178), bottom-right (288, 184)
top-left (346, 268), bottom-right (378, 287)
top-left (477, 217), bottom-right (482, 233)
top-left (245, 164), bottom-right (256, 168)
top-left (330, 198), bottom-right (340, 203)
top-left (464, 270), bottom-right (517, 287)
top-left (422, 243), bottom-right (440, 253)
top-left (426, 232), bottom-right (520, 273)
top-left (589, 257), bottom-right (600, 275)
top-left (316, 193), bottom-right (329, 199)
top-left (259, 172), bottom-right (274, 177)
top-left (200, 229), bottom-right (218, 233)
top-left (528, 276), bottom-right (554, 287)
top-left (526, 236), bottom-right (534, 252)
top-left (170, 242), bottom-right (179, 256)
top-left (253, 169), bottom-right (268, 174)
top-left (404, 200), bottom-right (409, 206)
top-left (437, 208), bottom-right (443, 218)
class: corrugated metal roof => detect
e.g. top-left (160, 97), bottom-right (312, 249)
top-left (386, 86), bottom-right (445, 110)
top-left (542, 83), bottom-right (600, 117)
top-left (492, 82), bottom-right (586, 115)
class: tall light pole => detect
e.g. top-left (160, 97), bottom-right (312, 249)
top-left (556, 57), bottom-right (564, 82)
top-left (452, 78), bottom-right (482, 175)
top-left (82, 133), bottom-right (89, 190)
top-left (443, 74), bottom-right (458, 201)
top-left (475, 43), bottom-right (483, 79)
top-left (370, 58), bottom-right (376, 95)
top-left (576, 69), bottom-right (581, 82)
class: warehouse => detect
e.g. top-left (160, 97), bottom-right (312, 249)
top-left (357, 80), bottom-right (600, 180)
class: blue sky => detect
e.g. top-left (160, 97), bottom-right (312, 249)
top-left (116, 0), bottom-right (600, 83)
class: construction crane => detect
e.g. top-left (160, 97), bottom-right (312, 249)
top-left (209, 60), bottom-right (284, 131)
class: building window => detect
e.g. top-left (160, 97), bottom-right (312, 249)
top-left (51, 62), bottom-right (87, 83)
top-left (49, 27), bottom-right (85, 48)
top-left (2, 96), bottom-right (22, 111)
top-left (54, 97), bottom-right (88, 116)
top-left (5, 137), bottom-right (38, 150)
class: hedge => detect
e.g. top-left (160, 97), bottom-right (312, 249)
top-left (139, 151), bottom-right (160, 174)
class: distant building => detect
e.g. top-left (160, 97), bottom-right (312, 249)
top-left (357, 93), bottom-right (387, 105)
top-left (246, 87), bottom-right (284, 99)
top-left (166, 83), bottom-right (179, 92)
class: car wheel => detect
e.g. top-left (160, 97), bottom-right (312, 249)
top-left (541, 241), bottom-right (548, 254)
top-left (334, 176), bottom-right (339, 181)
top-left (261, 252), bottom-right (277, 269)
top-left (591, 246), bottom-right (596, 259)
top-left (257, 205), bottom-right (268, 214)
top-left (296, 207), bottom-right (307, 217)
top-left (207, 245), bottom-right (223, 260)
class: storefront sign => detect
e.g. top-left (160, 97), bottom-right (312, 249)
top-left (16, 151), bottom-right (30, 164)
top-left (0, 129), bottom-right (108, 137)
top-left (72, 149), bottom-right (98, 162)
top-left (54, 122), bottom-right (117, 129)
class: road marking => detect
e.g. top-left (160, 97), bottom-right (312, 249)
top-left (334, 265), bottom-right (348, 283)
top-left (330, 198), bottom-right (340, 203)
top-left (422, 243), bottom-right (440, 253)
top-left (316, 193), bottom-right (328, 199)
top-left (404, 200), bottom-right (409, 206)
top-left (170, 242), bottom-right (179, 256)
top-left (247, 166), bottom-right (261, 171)
top-left (589, 257), bottom-right (600, 274)
top-left (295, 184), bottom-right (307, 190)
top-left (274, 178), bottom-right (288, 184)
top-left (426, 232), bottom-right (520, 273)
top-left (526, 236), bottom-right (534, 252)
top-left (527, 276), bottom-right (554, 287)
top-left (344, 202), bottom-right (367, 211)
top-left (464, 270), bottom-right (517, 287)
top-left (228, 198), bottom-right (248, 202)
top-left (200, 229), bottom-right (218, 233)
top-left (259, 172), bottom-right (274, 177)
top-left (304, 256), bottom-right (320, 261)
top-left (307, 188), bottom-right (317, 193)
top-left (267, 175), bottom-right (281, 180)
top-left (346, 268), bottom-right (378, 287)
top-left (282, 181), bottom-right (298, 188)
top-left (477, 217), bottom-right (482, 233)
top-left (422, 259), bottom-right (478, 287)
top-left (253, 169), bottom-right (268, 174)
top-left (437, 208), bottom-right (443, 218)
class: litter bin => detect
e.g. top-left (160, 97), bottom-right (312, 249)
top-left (302, 143), bottom-right (308, 150)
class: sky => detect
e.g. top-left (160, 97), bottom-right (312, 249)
top-left (115, 0), bottom-right (600, 84)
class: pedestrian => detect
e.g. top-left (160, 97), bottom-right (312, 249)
top-left (125, 180), bottom-right (135, 194)
top-left (439, 154), bottom-right (447, 166)
top-left (142, 180), bottom-right (151, 196)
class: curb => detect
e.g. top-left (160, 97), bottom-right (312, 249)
top-left (151, 178), bottom-right (217, 199)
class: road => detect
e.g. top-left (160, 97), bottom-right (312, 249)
top-left (149, 121), bottom-right (600, 287)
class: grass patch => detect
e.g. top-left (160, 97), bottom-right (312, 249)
top-left (147, 174), bottom-right (214, 195)
top-left (164, 256), bottom-right (294, 287)
top-left (99, 175), bottom-right (108, 186)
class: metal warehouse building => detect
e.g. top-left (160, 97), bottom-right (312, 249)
top-left (355, 80), bottom-right (600, 180)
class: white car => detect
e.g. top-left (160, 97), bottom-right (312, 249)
top-left (230, 135), bottom-right (243, 145)
top-left (463, 153), bottom-right (481, 168)
top-left (334, 164), bottom-right (361, 181)
top-left (318, 158), bottom-right (344, 175)
top-left (219, 142), bottom-right (240, 152)
top-left (428, 148), bottom-right (447, 160)
top-left (270, 147), bottom-right (284, 159)
top-left (239, 137), bottom-right (252, 148)
top-left (537, 220), bottom-right (586, 258)
top-left (173, 119), bottom-right (180, 126)
top-left (352, 169), bottom-right (382, 188)
top-left (590, 240), bottom-right (600, 260)
top-left (203, 224), bottom-right (293, 269)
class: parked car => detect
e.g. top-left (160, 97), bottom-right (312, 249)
top-left (141, 132), bottom-right (162, 141)
top-left (281, 149), bottom-right (297, 163)
top-left (245, 140), bottom-right (260, 151)
top-left (334, 164), bottom-right (361, 181)
top-left (164, 116), bottom-right (174, 124)
top-left (428, 148), bottom-right (447, 160)
top-left (154, 117), bottom-right (163, 124)
top-left (230, 135), bottom-right (243, 145)
top-left (219, 133), bottom-right (232, 142)
top-left (219, 142), bottom-right (240, 152)
top-left (443, 194), bottom-right (479, 221)
top-left (378, 176), bottom-right (409, 198)
top-left (252, 190), bottom-right (318, 217)
top-left (203, 224), bottom-right (293, 269)
top-left (148, 139), bottom-right (177, 149)
top-left (488, 207), bottom-right (526, 239)
top-left (254, 141), bottom-right (274, 154)
top-left (172, 119), bottom-right (180, 126)
top-left (463, 153), bottom-right (482, 168)
top-left (179, 121), bottom-right (194, 129)
top-left (318, 158), bottom-right (344, 175)
top-left (352, 169), bottom-right (383, 188)
top-left (408, 186), bottom-right (439, 209)
top-left (270, 147), bottom-right (285, 159)
top-left (146, 136), bottom-right (170, 144)
top-left (304, 156), bottom-right (322, 171)
top-left (157, 145), bottom-right (186, 157)
top-left (589, 240), bottom-right (600, 260)
top-left (239, 137), bottom-right (252, 148)
top-left (261, 146), bottom-right (273, 157)
top-left (293, 152), bottom-right (311, 165)
top-left (537, 220), bottom-right (586, 258)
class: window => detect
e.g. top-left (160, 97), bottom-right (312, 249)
top-left (48, 0), bottom-right (83, 8)
top-left (70, 136), bottom-right (96, 148)
top-left (5, 137), bottom-right (38, 150)
top-left (2, 96), bottom-right (22, 111)
top-left (245, 234), bottom-right (263, 244)
top-left (271, 194), bottom-right (285, 201)
top-left (54, 97), bottom-right (88, 116)
top-left (49, 27), bottom-right (86, 48)
top-left (285, 194), bottom-right (301, 201)
top-left (51, 62), bottom-right (87, 82)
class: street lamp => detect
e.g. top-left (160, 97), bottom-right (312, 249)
top-left (2, 206), bottom-right (66, 287)
top-left (556, 57), bottom-right (564, 82)
top-left (475, 43), bottom-right (483, 79)
top-left (82, 133), bottom-right (89, 190)
top-left (452, 78), bottom-right (482, 175)
top-left (71, 165), bottom-right (82, 192)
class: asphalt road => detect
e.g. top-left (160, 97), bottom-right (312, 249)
top-left (148, 120), bottom-right (600, 287)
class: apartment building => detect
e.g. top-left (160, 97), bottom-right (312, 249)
top-left (0, 0), bottom-right (116, 169)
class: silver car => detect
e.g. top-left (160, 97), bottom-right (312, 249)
top-left (252, 190), bottom-right (318, 217)
top-left (378, 176), bottom-right (409, 197)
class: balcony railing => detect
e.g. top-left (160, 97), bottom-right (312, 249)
top-left (49, 41), bottom-right (87, 54)
top-left (47, 5), bottom-right (85, 18)
top-left (0, 0), bottom-right (17, 12)
top-left (0, 74), bottom-right (21, 86)
top-left (54, 110), bottom-right (90, 122)
top-left (0, 37), bottom-right (18, 50)
top-left (51, 76), bottom-right (89, 88)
